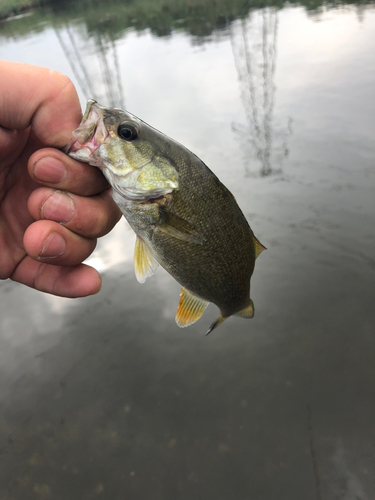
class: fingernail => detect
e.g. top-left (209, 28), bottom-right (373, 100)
top-left (39, 232), bottom-right (66, 259)
top-left (41, 191), bottom-right (75, 224)
top-left (34, 157), bottom-right (67, 184)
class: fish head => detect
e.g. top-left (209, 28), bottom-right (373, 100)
top-left (66, 99), bottom-right (178, 200)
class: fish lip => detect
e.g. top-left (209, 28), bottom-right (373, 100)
top-left (82, 99), bottom-right (99, 121)
top-left (67, 146), bottom-right (92, 160)
top-left (65, 100), bottom-right (108, 157)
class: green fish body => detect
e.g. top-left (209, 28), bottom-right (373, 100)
top-left (66, 100), bottom-right (265, 333)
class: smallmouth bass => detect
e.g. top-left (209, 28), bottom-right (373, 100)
top-left (66, 100), bottom-right (265, 334)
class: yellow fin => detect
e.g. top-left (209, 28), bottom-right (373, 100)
top-left (175, 288), bottom-right (209, 328)
top-left (234, 299), bottom-right (254, 318)
top-left (206, 314), bottom-right (226, 335)
top-left (252, 235), bottom-right (266, 259)
top-left (134, 236), bottom-right (159, 283)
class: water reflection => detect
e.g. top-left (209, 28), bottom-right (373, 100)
top-left (54, 24), bottom-right (125, 108)
top-left (1, 1), bottom-right (375, 499)
top-left (230, 9), bottom-right (292, 177)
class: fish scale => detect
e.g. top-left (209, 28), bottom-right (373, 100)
top-left (66, 99), bottom-right (265, 333)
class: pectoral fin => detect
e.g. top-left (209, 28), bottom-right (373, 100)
top-left (158, 212), bottom-right (206, 245)
top-left (252, 235), bottom-right (266, 259)
top-left (175, 288), bottom-right (209, 327)
top-left (134, 236), bottom-right (159, 283)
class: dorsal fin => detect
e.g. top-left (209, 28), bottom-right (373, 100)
top-left (252, 235), bottom-right (266, 259)
top-left (134, 236), bottom-right (159, 283)
top-left (175, 288), bottom-right (209, 328)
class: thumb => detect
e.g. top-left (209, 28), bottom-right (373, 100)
top-left (0, 60), bottom-right (82, 148)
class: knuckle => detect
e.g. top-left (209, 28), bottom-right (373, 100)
top-left (48, 70), bottom-right (75, 94)
top-left (64, 192), bottom-right (120, 238)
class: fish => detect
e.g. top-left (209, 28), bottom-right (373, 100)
top-left (66, 99), bottom-right (265, 334)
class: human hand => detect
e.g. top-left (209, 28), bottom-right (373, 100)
top-left (0, 61), bottom-right (121, 297)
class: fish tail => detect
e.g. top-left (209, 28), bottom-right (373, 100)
top-left (234, 299), bottom-right (254, 319)
top-left (206, 314), bottom-right (226, 335)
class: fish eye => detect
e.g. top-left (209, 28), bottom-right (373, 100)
top-left (118, 123), bottom-right (138, 141)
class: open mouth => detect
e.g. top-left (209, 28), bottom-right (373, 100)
top-left (65, 99), bottom-right (109, 160)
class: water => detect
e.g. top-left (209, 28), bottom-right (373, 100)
top-left (1, 1), bottom-right (375, 498)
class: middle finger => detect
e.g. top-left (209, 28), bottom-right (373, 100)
top-left (28, 186), bottom-right (121, 239)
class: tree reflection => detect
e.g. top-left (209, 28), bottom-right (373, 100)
top-left (55, 24), bottom-right (125, 109)
top-left (230, 9), bottom-right (292, 177)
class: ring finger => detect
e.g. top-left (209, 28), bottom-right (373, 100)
top-left (23, 219), bottom-right (97, 266)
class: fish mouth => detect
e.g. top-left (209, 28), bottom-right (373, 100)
top-left (65, 99), bottom-right (109, 160)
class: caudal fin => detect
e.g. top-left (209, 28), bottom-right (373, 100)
top-left (206, 314), bottom-right (226, 335)
top-left (234, 299), bottom-right (254, 319)
top-left (206, 299), bottom-right (254, 335)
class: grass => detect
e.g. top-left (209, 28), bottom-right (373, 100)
top-left (0, 0), bottom-right (42, 19)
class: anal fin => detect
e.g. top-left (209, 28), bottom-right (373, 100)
top-left (175, 288), bottom-right (209, 328)
top-left (134, 236), bottom-right (159, 283)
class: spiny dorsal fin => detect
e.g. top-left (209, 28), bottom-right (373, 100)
top-left (252, 235), bottom-right (266, 259)
top-left (206, 314), bottom-right (226, 335)
top-left (234, 299), bottom-right (254, 319)
top-left (175, 288), bottom-right (209, 328)
top-left (134, 236), bottom-right (159, 283)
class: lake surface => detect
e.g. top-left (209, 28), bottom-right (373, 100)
top-left (1, 1), bottom-right (375, 498)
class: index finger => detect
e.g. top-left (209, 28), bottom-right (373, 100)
top-left (0, 60), bottom-right (81, 148)
top-left (28, 148), bottom-right (109, 196)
